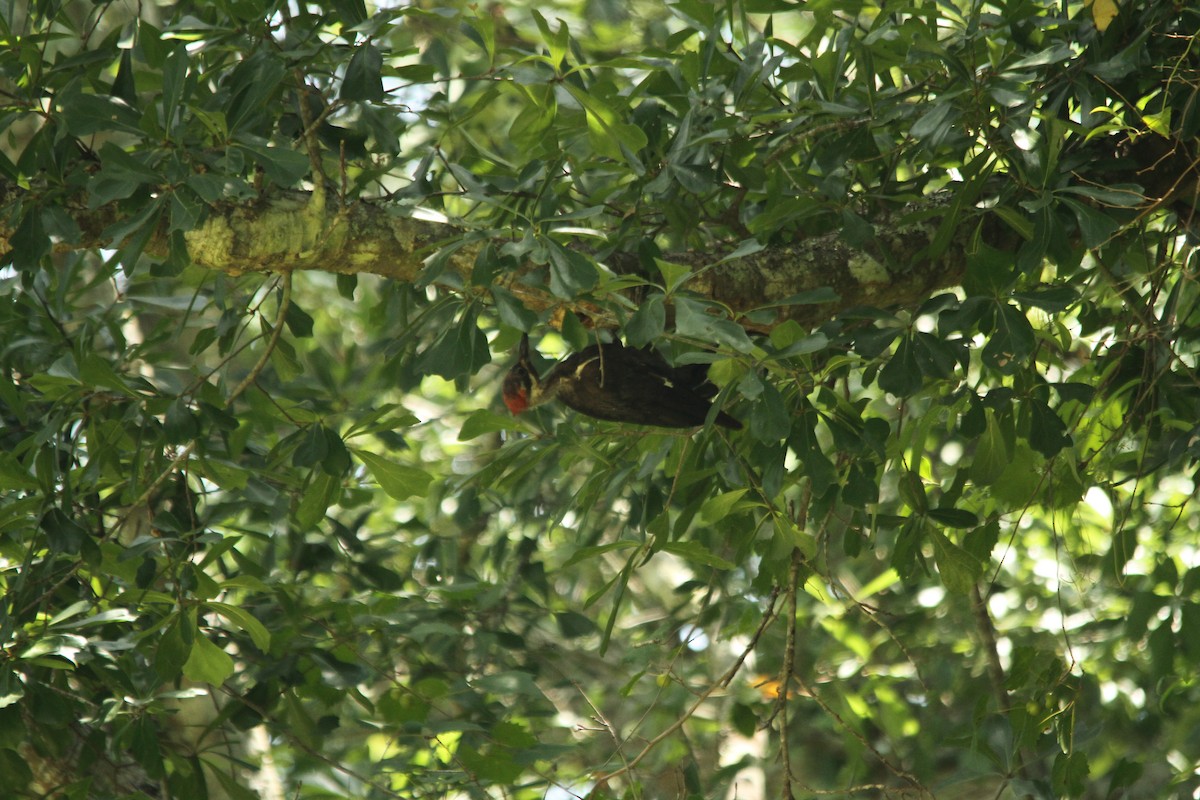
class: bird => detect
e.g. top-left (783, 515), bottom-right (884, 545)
top-left (501, 333), bottom-right (741, 429)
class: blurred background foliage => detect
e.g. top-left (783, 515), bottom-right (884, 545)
top-left (1, 0), bottom-right (1199, 797)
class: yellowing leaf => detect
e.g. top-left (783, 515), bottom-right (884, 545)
top-left (1143, 109), bottom-right (1171, 137)
top-left (1086, 0), bottom-right (1118, 32)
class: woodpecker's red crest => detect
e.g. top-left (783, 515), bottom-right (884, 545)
top-left (500, 333), bottom-right (741, 429)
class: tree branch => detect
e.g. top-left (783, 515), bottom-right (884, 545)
top-left (1, 178), bottom-right (1021, 332)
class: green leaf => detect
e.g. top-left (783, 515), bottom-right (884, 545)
top-left (329, 0), bottom-right (368, 27)
top-left (284, 302), bottom-right (314, 337)
top-left (930, 530), bottom-right (981, 594)
top-left (1013, 285), bottom-right (1078, 312)
top-left (164, 398), bottom-right (199, 443)
top-left (1104, 526), bottom-right (1137, 578)
top-left (898, 471), bottom-right (928, 513)
top-left (234, 138), bottom-right (310, 186)
top-left (458, 745), bottom-right (523, 784)
top-left (839, 208), bottom-right (875, 247)
top-left (699, 489), bottom-right (749, 523)
top-left (659, 541), bottom-right (735, 570)
top-left (674, 297), bottom-right (754, 352)
top-left (490, 286), bottom-right (536, 331)
top-left (416, 305), bottom-right (492, 379)
top-left (555, 611), bottom-right (597, 639)
top-left (1029, 400), bottom-right (1070, 457)
top-left (991, 443), bottom-right (1043, 506)
top-left (206, 602), bottom-right (271, 652)
top-left (58, 88), bottom-right (143, 136)
top-left (747, 376), bottom-right (790, 442)
top-left (295, 471), bottom-right (339, 529)
top-left (1142, 109), bottom-right (1171, 137)
top-left (964, 519), bottom-right (1000, 562)
top-left (154, 616), bottom-right (192, 684)
top-left (970, 409), bottom-right (1010, 486)
top-left (563, 83), bottom-right (647, 164)
top-left (927, 507), bottom-right (979, 529)
top-left (87, 172), bottom-right (142, 208)
top-left (626, 294), bottom-right (666, 347)
top-left (355, 449), bottom-right (433, 500)
top-left (1179, 602), bottom-right (1200, 662)
top-left (910, 101), bottom-right (956, 149)
top-left (98, 141), bottom-right (161, 183)
top-left (160, 44), bottom-right (192, 136)
top-left (131, 717), bottom-right (164, 779)
top-left (473, 670), bottom-right (543, 697)
top-left (531, 8), bottom-right (570, 67)
top-left (0, 747), bottom-right (32, 785)
top-left (9, 207), bottom-right (49, 270)
top-left (1062, 198), bottom-right (1117, 248)
top-left (563, 540), bottom-right (640, 569)
top-left (1052, 751), bottom-right (1090, 798)
top-left (655, 258), bottom-right (692, 293)
top-left (39, 508), bottom-right (87, 555)
top-left (878, 335), bottom-right (922, 396)
top-left (545, 241), bottom-right (598, 298)
top-left (982, 303), bottom-right (1034, 373)
top-left (293, 425), bottom-right (330, 468)
top-left (1015, 206), bottom-right (1052, 275)
top-left (182, 635), bottom-right (235, 685)
top-left (227, 52), bottom-right (287, 134)
top-left (342, 43), bottom-right (385, 102)
top-left (458, 409), bottom-right (518, 441)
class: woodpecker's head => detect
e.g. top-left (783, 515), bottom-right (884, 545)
top-left (501, 334), bottom-right (540, 415)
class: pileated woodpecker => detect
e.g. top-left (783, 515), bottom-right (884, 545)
top-left (501, 334), bottom-right (741, 429)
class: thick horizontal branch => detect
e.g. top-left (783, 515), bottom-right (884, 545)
top-left (613, 197), bottom-right (1020, 329)
top-left (1, 179), bottom-right (1016, 331)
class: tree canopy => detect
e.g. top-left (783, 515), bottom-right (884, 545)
top-left (2, 0), bottom-right (1199, 798)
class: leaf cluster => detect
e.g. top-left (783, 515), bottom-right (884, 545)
top-left (2, 0), bottom-right (1200, 798)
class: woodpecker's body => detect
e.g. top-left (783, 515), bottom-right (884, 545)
top-left (502, 335), bottom-right (741, 429)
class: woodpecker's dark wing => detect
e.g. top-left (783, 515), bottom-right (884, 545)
top-left (544, 342), bottom-right (741, 428)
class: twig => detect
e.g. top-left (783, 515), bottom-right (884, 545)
top-left (779, 547), bottom-right (804, 800)
top-left (24, 273), bottom-right (294, 618)
top-left (592, 586), bottom-right (781, 786)
top-left (971, 583), bottom-right (1047, 787)
top-left (971, 584), bottom-right (1009, 722)
top-left (117, 273), bottom-right (293, 532)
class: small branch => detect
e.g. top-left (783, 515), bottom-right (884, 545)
top-left (21, 274), bottom-right (295, 618)
top-left (592, 586), bottom-right (781, 786)
top-left (971, 583), bottom-right (1048, 787)
top-left (117, 273), bottom-right (293, 532)
top-left (971, 584), bottom-right (1009, 716)
top-left (783, 557), bottom-right (927, 797)
top-left (778, 547), bottom-right (804, 800)
top-left (293, 77), bottom-right (330, 216)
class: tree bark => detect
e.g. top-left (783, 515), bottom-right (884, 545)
top-left (6, 130), bottom-right (1193, 332)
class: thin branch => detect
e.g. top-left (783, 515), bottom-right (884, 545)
top-left (971, 583), bottom-right (1048, 787)
top-left (118, 272), bottom-right (294, 533)
top-left (21, 273), bottom-right (295, 618)
top-left (592, 586), bottom-right (781, 787)
top-left (779, 547), bottom-right (804, 800)
top-left (971, 584), bottom-right (1009, 718)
